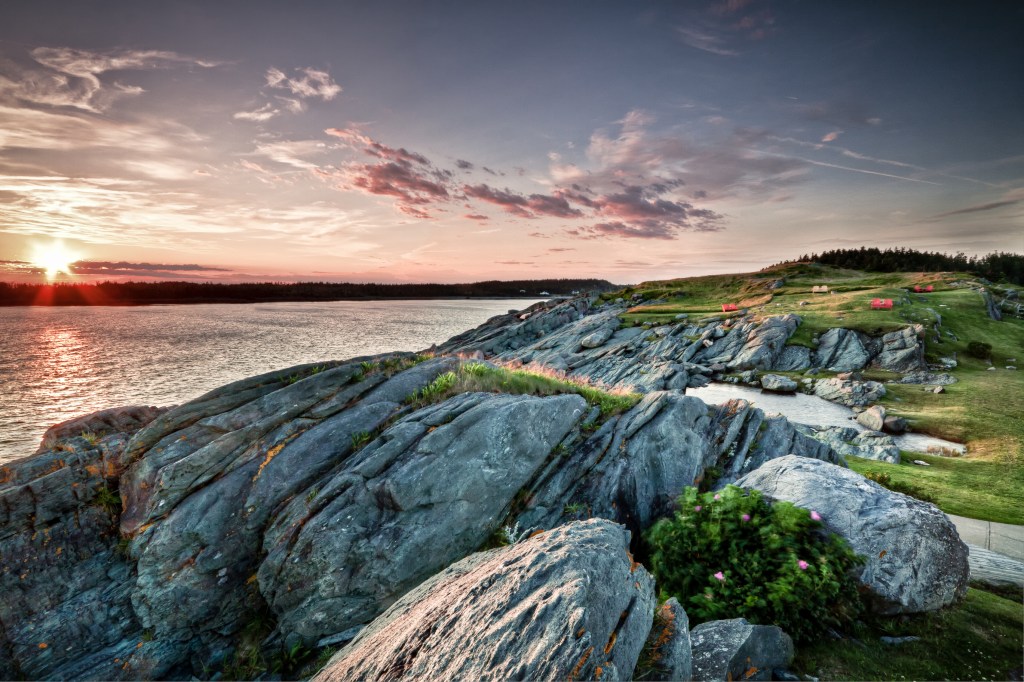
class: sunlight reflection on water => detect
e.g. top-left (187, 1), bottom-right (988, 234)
top-left (0, 299), bottom-right (538, 461)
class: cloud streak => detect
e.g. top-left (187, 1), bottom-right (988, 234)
top-left (0, 47), bottom-right (217, 113)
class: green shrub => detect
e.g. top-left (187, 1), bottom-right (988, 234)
top-left (966, 340), bottom-right (992, 360)
top-left (645, 485), bottom-right (864, 643)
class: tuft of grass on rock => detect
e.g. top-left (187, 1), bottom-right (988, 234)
top-left (405, 362), bottom-right (640, 416)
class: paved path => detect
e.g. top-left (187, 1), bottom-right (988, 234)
top-left (965, 545), bottom-right (1024, 589)
top-left (947, 514), bottom-right (1024, 590)
top-left (947, 514), bottom-right (1024, 561)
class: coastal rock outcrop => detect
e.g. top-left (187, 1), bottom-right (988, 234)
top-left (258, 390), bottom-right (586, 643)
top-left (313, 520), bottom-right (655, 682)
top-left (736, 456), bottom-right (970, 613)
top-left (0, 352), bottom-right (844, 679)
top-left (438, 298), bottom-right (926, 402)
top-left (0, 406), bottom-right (168, 681)
top-left (797, 426), bottom-right (901, 463)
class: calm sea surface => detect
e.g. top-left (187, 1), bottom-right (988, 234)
top-left (0, 299), bottom-right (538, 462)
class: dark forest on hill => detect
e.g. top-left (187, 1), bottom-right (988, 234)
top-left (0, 279), bottom-right (616, 306)
top-left (778, 247), bottom-right (1023, 285)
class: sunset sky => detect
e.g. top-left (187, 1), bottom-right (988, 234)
top-left (0, 0), bottom-right (1021, 284)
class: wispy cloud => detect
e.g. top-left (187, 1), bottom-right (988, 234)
top-left (675, 0), bottom-right (775, 56)
top-left (233, 66), bottom-right (341, 122)
top-left (796, 157), bottom-right (941, 185)
top-left (233, 103), bottom-right (279, 122)
top-left (925, 187), bottom-right (1024, 220)
top-left (675, 27), bottom-right (739, 56)
top-left (928, 199), bottom-right (1020, 219)
top-left (0, 47), bottom-right (218, 113)
top-left (265, 67), bottom-right (340, 110)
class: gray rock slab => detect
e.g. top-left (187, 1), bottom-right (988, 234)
top-left (312, 519), bottom-right (655, 682)
top-left (258, 391), bottom-right (587, 644)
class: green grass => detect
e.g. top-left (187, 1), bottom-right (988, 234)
top-left (406, 362), bottom-right (641, 416)
top-left (794, 588), bottom-right (1023, 681)
top-left (613, 264), bottom-right (1024, 465)
top-left (846, 454), bottom-right (1024, 524)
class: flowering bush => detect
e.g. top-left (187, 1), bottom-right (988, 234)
top-left (644, 485), bottom-right (865, 642)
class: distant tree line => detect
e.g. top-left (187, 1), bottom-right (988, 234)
top-left (773, 247), bottom-right (1023, 285)
top-left (0, 279), bottom-right (617, 306)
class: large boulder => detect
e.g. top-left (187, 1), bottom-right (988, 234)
top-left (735, 456), bottom-right (970, 613)
top-left (772, 345), bottom-right (811, 371)
top-left (813, 328), bottom-right (875, 371)
top-left (883, 415), bottom-right (909, 434)
top-left (812, 377), bottom-right (886, 407)
top-left (760, 374), bottom-right (797, 393)
top-left (690, 618), bottom-right (794, 682)
top-left (799, 426), bottom-right (900, 464)
top-left (856, 405), bottom-right (886, 431)
top-left (313, 520), bottom-right (656, 682)
top-left (872, 326), bottom-right (926, 373)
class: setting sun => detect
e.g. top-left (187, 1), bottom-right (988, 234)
top-left (29, 241), bottom-right (79, 280)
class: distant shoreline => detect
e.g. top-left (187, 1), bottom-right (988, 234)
top-left (0, 295), bottom-right (548, 308)
top-left (0, 279), bottom-right (617, 307)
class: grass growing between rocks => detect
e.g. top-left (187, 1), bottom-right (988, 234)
top-left (612, 263), bottom-right (1024, 468)
top-left (793, 588), bottom-right (1023, 681)
top-left (845, 454), bottom-right (1024, 525)
top-left (406, 362), bottom-right (641, 416)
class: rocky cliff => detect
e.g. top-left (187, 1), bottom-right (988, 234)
top-left (0, 299), bottom-right (969, 681)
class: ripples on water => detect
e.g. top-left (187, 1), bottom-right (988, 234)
top-left (0, 299), bottom-right (537, 462)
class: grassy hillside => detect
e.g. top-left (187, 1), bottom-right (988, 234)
top-left (609, 263), bottom-right (1024, 466)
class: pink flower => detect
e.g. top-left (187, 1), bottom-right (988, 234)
top-left (714, 494), bottom-right (721, 500)
top-left (714, 571), bottom-right (725, 581)
top-left (694, 505), bottom-right (702, 512)
top-left (741, 514), bottom-right (751, 522)
top-left (798, 560), bottom-right (809, 570)
top-left (810, 511), bottom-right (822, 521)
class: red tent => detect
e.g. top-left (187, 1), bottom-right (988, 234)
top-left (925, 285), bottom-right (934, 292)
top-left (721, 303), bottom-right (738, 312)
top-left (913, 285), bottom-right (923, 292)
top-left (870, 298), bottom-right (893, 309)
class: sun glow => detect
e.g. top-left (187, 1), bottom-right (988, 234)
top-left (30, 241), bottom-right (79, 280)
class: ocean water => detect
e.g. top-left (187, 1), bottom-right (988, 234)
top-left (0, 299), bottom-right (537, 462)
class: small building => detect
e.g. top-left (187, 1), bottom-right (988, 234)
top-left (812, 285), bottom-right (829, 293)
top-left (721, 303), bottom-right (739, 312)
top-left (870, 298), bottom-right (893, 309)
